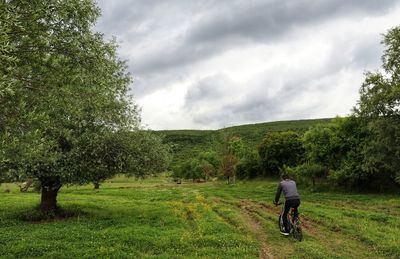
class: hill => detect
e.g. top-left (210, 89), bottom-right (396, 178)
top-left (157, 118), bottom-right (332, 166)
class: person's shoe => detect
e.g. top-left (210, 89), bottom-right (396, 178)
top-left (280, 231), bottom-right (289, 236)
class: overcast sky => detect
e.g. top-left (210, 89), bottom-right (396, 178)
top-left (95, 0), bottom-right (400, 130)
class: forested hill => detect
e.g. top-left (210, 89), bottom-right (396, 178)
top-left (157, 118), bottom-right (332, 165)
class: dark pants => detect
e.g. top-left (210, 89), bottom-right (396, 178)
top-left (283, 199), bottom-right (300, 233)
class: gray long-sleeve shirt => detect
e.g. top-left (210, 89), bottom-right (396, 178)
top-left (275, 179), bottom-right (300, 202)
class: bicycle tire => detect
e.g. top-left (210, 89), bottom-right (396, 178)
top-left (278, 215), bottom-right (285, 232)
top-left (292, 222), bottom-right (303, 241)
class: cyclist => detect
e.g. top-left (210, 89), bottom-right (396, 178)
top-left (274, 172), bottom-right (300, 235)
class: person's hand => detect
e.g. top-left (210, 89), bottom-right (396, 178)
top-left (273, 200), bottom-right (278, 206)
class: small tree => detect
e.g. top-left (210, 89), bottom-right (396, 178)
top-left (199, 161), bottom-right (214, 181)
top-left (198, 151), bottom-right (219, 180)
top-left (220, 154), bottom-right (237, 184)
top-left (235, 150), bottom-right (261, 179)
top-left (218, 136), bottom-right (247, 184)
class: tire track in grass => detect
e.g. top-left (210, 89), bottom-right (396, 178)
top-left (242, 199), bottom-right (387, 258)
top-left (257, 201), bottom-right (319, 236)
top-left (214, 198), bottom-right (274, 259)
top-left (239, 203), bottom-right (274, 259)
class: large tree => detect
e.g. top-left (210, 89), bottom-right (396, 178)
top-left (354, 26), bottom-right (400, 186)
top-left (0, 0), bottom-right (169, 213)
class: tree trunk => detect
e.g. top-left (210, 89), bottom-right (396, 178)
top-left (94, 182), bottom-right (100, 189)
top-left (39, 177), bottom-right (61, 213)
top-left (20, 178), bottom-right (33, 192)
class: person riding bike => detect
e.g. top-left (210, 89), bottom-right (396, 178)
top-left (274, 172), bottom-right (300, 235)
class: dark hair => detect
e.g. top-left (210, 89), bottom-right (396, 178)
top-left (279, 166), bottom-right (290, 180)
top-left (281, 173), bottom-right (289, 180)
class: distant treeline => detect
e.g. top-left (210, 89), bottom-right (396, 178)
top-left (157, 118), bottom-right (331, 167)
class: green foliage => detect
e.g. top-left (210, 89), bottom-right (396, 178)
top-left (219, 136), bottom-right (257, 182)
top-left (158, 119), bottom-right (331, 170)
top-left (220, 154), bottom-right (237, 182)
top-left (173, 150), bottom-right (219, 180)
top-left (174, 158), bottom-right (204, 181)
top-left (286, 163), bottom-right (327, 188)
top-left (300, 117), bottom-right (384, 189)
top-left (235, 150), bottom-right (260, 179)
top-left (72, 131), bottom-right (171, 185)
top-left (1, 0), bottom-right (133, 183)
top-left (124, 131), bottom-right (171, 178)
top-left (220, 118), bottom-right (332, 146)
top-left (226, 136), bottom-right (247, 157)
top-left (198, 151), bottom-right (220, 179)
top-left (300, 114), bottom-right (398, 190)
top-left (0, 1), bottom-right (170, 210)
top-left (353, 26), bottom-right (400, 187)
top-left (302, 120), bottom-right (342, 169)
top-left (198, 151), bottom-right (220, 171)
top-left (258, 131), bottom-right (304, 176)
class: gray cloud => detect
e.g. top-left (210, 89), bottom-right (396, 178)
top-left (96, 0), bottom-right (398, 96)
top-left (182, 31), bottom-right (386, 128)
top-left (95, 0), bottom-right (400, 129)
top-left (187, 0), bottom-right (395, 44)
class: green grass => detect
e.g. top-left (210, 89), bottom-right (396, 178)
top-left (0, 177), bottom-right (398, 258)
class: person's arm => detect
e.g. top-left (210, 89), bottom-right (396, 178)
top-left (274, 183), bottom-right (282, 203)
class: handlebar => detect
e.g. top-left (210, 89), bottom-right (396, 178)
top-left (274, 201), bottom-right (283, 206)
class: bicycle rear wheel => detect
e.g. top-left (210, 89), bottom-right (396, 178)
top-left (292, 221), bottom-right (303, 241)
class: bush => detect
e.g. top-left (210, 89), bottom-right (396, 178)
top-left (258, 131), bottom-right (304, 176)
top-left (235, 151), bottom-right (261, 179)
top-left (286, 163), bottom-right (327, 188)
top-left (173, 158), bottom-right (206, 181)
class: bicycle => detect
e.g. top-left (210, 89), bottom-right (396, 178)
top-left (275, 202), bottom-right (303, 241)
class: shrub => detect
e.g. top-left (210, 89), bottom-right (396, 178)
top-left (286, 163), bottom-right (327, 188)
top-left (235, 151), bottom-right (261, 179)
top-left (258, 131), bottom-right (304, 176)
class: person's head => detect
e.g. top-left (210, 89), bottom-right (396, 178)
top-left (280, 172), bottom-right (290, 180)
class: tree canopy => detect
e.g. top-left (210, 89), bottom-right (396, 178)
top-left (258, 131), bottom-right (304, 176)
top-left (354, 26), bottom-right (400, 186)
top-left (0, 0), bottom-right (169, 213)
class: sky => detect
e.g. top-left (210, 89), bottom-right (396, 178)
top-left (95, 0), bottom-right (400, 130)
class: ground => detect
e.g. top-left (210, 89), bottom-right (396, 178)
top-left (0, 177), bottom-right (398, 258)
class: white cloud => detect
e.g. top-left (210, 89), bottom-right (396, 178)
top-left (95, 0), bottom-right (400, 129)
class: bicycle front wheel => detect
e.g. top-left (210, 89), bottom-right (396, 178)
top-left (278, 215), bottom-right (285, 232)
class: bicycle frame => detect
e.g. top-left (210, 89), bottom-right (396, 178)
top-left (276, 202), bottom-right (303, 241)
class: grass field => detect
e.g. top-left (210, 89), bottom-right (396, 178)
top-left (0, 177), bottom-right (398, 258)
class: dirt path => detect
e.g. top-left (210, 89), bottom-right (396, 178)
top-left (238, 202), bottom-right (274, 259)
top-left (214, 198), bottom-right (274, 258)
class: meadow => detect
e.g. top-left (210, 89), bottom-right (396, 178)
top-left (0, 177), bottom-right (398, 258)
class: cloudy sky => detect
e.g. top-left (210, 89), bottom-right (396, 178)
top-left (95, 0), bottom-right (400, 130)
